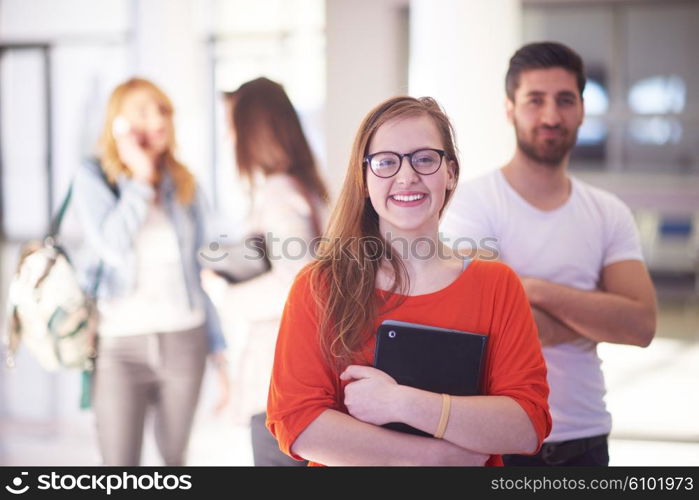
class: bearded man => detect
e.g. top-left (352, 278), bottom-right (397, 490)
top-left (441, 41), bottom-right (657, 466)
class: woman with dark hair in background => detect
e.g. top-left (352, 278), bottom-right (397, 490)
top-left (73, 77), bottom-right (228, 466)
top-left (202, 77), bottom-right (329, 466)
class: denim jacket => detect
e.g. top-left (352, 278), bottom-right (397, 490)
top-left (72, 158), bottom-right (226, 353)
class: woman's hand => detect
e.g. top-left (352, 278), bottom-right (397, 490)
top-left (209, 351), bottom-right (231, 416)
top-left (113, 126), bottom-right (156, 184)
top-left (200, 269), bottom-right (229, 307)
top-left (340, 365), bottom-right (405, 426)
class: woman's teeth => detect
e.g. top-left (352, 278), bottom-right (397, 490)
top-left (392, 194), bottom-right (425, 202)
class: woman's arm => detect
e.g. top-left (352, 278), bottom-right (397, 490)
top-left (341, 365), bottom-right (537, 456)
top-left (292, 408), bottom-right (488, 466)
top-left (205, 176), bottom-right (319, 322)
top-left (400, 391), bottom-right (537, 454)
top-left (73, 159), bottom-right (154, 267)
top-left (267, 267), bottom-right (538, 465)
top-left (268, 271), bottom-right (480, 466)
top-left (190, 187), bottom-right (228, 353)
top-left (335, 264), bottom-right (551, 458)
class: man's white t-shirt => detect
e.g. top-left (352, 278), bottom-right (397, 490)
top-left (440, 169), bottom-right (644, 442)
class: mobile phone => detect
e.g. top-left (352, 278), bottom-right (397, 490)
top-left (112, 115), bottom-right (131, 137)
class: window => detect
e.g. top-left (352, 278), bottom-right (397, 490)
top-left (523, 0), bottom-right (699, 175)
top-left (207, 0), bottom-right (325, 234)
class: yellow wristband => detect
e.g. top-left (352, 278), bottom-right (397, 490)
top-left (434, 394), bottom-right (451, 439)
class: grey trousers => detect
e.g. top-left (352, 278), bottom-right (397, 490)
top-left (250, 412), bottom-right (307, 467)
top-left (93, 326), bottom-right (207, 466)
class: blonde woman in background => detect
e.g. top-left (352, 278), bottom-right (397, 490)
top-left (202, 77), bottom-right (328, 466)
top-left (73, 78), bottom-right (228, 466)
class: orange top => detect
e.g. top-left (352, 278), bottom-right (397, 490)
top-left (266, 259), bottom-right (551, 466)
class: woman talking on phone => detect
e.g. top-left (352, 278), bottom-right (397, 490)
top-left (267, 96), bottom-right (551, 466)
top-left (72, 78), bottom-right (227, 466)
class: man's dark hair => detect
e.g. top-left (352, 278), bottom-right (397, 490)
top-left (505, 41), bottom-right (586, 100)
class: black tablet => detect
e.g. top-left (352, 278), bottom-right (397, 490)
top-left (373, 319), bottom-right (488, 436)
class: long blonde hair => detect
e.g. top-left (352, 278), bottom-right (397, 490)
top-left (309, 96), bottom-right (460, 372)
top-left (97, 77), bottom-right (195, 204)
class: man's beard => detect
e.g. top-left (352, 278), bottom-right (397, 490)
top-left (515, 122), bottom-right (578, 167)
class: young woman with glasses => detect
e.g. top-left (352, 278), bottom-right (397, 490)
top-left (72, 78), bottom-right (228, 465)
top-left (266, 96), bottom-right (552, 466)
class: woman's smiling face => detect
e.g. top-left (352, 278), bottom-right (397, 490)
top-left (366, 114), bottom-right (456, 237)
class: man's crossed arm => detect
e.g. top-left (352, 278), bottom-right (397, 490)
top-left (521, 260), bottom-right (657, 348)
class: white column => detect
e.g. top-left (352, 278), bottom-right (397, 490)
top-left (325, 0), bottom-right (407, 196)
top-left (131, 0), bottom-right (211, 183)
top-left (410, 0), bottom-right (521, 180)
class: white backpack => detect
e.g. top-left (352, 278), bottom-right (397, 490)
top-left (4, 183), bottom-right (102, 371)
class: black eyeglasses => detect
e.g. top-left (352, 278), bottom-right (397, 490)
top-left (364, 148), bottom-right (446, 178)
